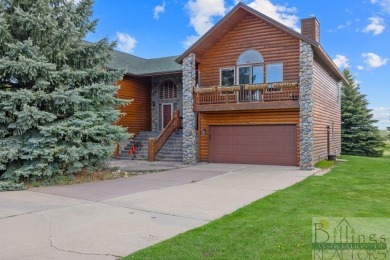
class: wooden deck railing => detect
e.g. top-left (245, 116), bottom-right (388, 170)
top-left (148, 110), bottom-right (181, 162)
top-left (194, 82), bottom-right (299, 105)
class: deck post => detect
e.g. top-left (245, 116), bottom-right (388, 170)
top-left (148, 138), bottom-right (156, 162)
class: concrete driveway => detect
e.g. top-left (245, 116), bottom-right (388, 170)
top-left (0, 164), bottom-right (317, 259)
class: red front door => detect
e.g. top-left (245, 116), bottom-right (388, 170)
top-left (162, 104), bottom-right (173, 128)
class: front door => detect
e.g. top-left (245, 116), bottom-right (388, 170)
top-left (162, 103), bottom-right (173, 129)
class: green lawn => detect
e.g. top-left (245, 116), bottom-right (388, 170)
top-left (314, 159), bottom-right (336, 169)
top-left (384, 141), bottom-right (390, 156)
top-left (126, 147), bottom-right (390, 259)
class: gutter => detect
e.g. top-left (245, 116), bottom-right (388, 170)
top-left (130, 70), bottom-right (183, 77)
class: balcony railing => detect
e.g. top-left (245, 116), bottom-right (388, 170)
top-left (194, 82), bottom-right (299, 105)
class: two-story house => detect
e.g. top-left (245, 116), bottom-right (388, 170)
top-left (109, 3), bottom-right (345, 170)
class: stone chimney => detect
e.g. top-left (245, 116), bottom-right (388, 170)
top-left (301, 17), bottom-right (320, 42)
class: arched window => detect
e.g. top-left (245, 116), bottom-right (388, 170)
top-left (158, 80), bottom-right (177, 99)
top-left (237, 49), bottom-right (264, 65)
top-left (237, 50), bottom-right (264, 84)
top-left (219, 49), bottom-right (283, 86)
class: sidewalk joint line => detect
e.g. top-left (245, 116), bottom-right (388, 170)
top-left (98, 201), bottom-right (211, 222)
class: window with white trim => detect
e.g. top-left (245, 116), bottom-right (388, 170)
top-left (158, 80), bottom-right (177, 99)
top-left (220, 68), bottom-right (235, 86)
top-left (236, 50), bottom-right (264, 85)
top-left (266, 63), bottom-right (283, 83)
top-left (218, 50), bottom-right (284, 86)
top-left (237, 49), bottom-right (264, 65)
top-left (238, 65), bottom-right (264, 84)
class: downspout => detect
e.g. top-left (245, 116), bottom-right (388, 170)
top-left (327, 125), bottom-right (337, 160)
top-left (326, 125), bottom-right (330, 159)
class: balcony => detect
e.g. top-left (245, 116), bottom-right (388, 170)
top-left (194, 82), bottom-right (300, 112)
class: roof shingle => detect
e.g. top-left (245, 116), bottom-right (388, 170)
top-left (107, 50), bottom-right (182, 76)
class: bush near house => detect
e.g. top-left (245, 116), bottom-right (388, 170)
top-left (0, 181), bottom-right (24, 191)
top-left (0, 0), bottom-right (130, 183)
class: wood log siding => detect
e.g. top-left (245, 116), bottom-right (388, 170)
top-left (115, 75), bottom-right (152, 135)
top-left (198, 109), bottom-right (300, 165)
top-left (312, 59), bottom-right (341, 162)
top-left (198, 15), bottom-right (300, 86)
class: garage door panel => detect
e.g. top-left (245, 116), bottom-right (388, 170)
top-left (209, 125), bottom-right (297, 166)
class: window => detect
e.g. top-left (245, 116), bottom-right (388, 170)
top-left (238, 66), bottom-right (250, 84)
top-left (220, 68), bottom-right (235, 86)
top-left (158, 80), bottom-right (177, 99)
top-left (266, 63), bottom-right (283, 83)
top-left (236, 50), bottom-right (264, 85)
top-left (252, 66), bottom-right (264, 84)
top-left (217, 50), bottom-right (284, 87)
top-left (238, 65), bottom-right (264, 84)
top-left (237, 50), bottom-right (264, 65)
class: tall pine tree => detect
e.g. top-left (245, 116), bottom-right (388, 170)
top-left (387, 127), bottom-right (390, 141)
top-left (0, 0), bottom-right (130, 182)
top-left (341, 69), bottom-right (384, 157)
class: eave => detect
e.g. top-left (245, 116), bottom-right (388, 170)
top-left (124, 70), bottom-right (182, 78)
top-left (176, 2), bottom-right (346, 84)
top-left (176, 3), bottom-right (318, 64)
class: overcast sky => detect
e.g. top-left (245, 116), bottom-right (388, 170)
top-left (86, 0), bottom-right (390, 130)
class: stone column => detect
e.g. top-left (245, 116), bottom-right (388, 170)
top-left (151, 77), bottom-right (159, 131)
top-left (182, 53), bottom-right (197, 164)
top-left (299, 40), bottom-right (314, 170)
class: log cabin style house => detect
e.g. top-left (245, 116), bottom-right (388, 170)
top-left (109, 3), bottom-right (345, 170)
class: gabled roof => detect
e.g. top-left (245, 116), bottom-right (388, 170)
top-left (107, 50), bottom-right (182, 76)
top-left (176, 3), bottom-right (346, 83)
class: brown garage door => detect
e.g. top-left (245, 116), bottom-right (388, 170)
top-left (209, 125), bottom-right (297, 166)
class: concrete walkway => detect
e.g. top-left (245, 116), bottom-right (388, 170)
top-left (109, 159), bottom-right (190, 172)
top-left (0, 164), bottom-right (318, 259)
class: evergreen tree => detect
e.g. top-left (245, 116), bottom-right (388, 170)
top-left (341, 69), bottom-right (384, 157)
top-left (387, 127), bottom-right (390, 141)
top-left (0, 0), bottom-right (130, 182)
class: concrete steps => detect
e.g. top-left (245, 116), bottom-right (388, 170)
top-left (116, 130), bottom-right (183, 162)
